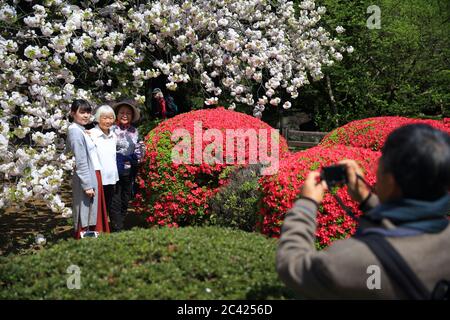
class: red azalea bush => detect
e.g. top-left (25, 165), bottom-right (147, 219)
top-left (134, 107), bottom-right (289, 228)
top-left (258, 145), bottom-right (380, 248)
top-left (320, 116), bottom-right (450, 151)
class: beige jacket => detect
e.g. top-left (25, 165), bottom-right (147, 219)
top-left (276, 194), bottom-right (450, 299)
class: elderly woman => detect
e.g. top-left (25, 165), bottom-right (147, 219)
top-left (110, 99), bottom-right (143, 232)
top-left (89, 105), bottom-right (119, 218)
top-left (66, 99), bottom-right (110, 239)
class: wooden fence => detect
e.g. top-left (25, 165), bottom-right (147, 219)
top-left (281, 128), bottom-right (328, 149)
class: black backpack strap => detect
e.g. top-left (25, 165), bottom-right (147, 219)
top-left (357, 234), bottom-right (431, 299)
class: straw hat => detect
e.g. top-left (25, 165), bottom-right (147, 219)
top-left (111, 99), bottom-right (141, 123)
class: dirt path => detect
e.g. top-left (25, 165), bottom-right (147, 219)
top-left (0, 182), bottom-right (73, 256)
top-left (0, 180), bottom-right (147, 257)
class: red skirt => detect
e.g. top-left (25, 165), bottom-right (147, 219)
top-left (74, 170), bottom-right (111, 239)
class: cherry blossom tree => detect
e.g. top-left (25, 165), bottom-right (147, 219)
top-left (0, 0), bottom-right (350, 215)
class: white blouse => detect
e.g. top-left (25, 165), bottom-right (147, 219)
top-left (89, 126), bottom-right (119, 186)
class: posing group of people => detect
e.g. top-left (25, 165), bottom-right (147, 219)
top-left (66, 99), bottom-right (143, 239)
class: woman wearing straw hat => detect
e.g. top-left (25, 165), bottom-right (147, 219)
top-left (109, 99), bottom-right (144, 232)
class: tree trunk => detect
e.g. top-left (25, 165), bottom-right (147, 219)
top-left (325, 75), bottom-right (339, 127)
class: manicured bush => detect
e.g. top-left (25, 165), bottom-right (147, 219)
top-left (320, 116), bottom-right (450, 151)
top-left (0, 227), bottom-right (295, 300)
top-left (209, 164), bottom-right (264, 232)
top-left (258, 146), bottom-right (380, 248)
top-left (134, 107), bottom-right (289, 228)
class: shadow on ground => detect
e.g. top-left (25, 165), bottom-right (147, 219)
top-left (0, 182), bottom-right (147, 256)
top-left (0, 183), bottom-right (73, 256)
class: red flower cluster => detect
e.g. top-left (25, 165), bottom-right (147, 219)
top-left (444, 118), bottom-right (450, 129)
top-left (258, 145), bottom-right (380, 247)
top-left (320, 116), bottom-right (450, 151)
top-left (133, 107), bottom-right (289, 227)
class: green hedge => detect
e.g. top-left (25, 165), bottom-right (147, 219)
top-left (0, 227), bottom-right (295, 300)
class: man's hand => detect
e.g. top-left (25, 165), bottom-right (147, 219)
top-left (338, 159), bottom-right (371, 203)
top-left (300, 171), bottom-right (328, 204)
top-left (85, 188), bottom-right (95, 198)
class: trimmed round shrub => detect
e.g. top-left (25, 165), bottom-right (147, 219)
top-left (134, 107), bottom-right (289, 228)
top-left (258, 146), bottom-right (380, 248)
top-left (0, 227), bottom-right (295, 299)
top-left (209, 164), bottom-right (264, 232)
top-left (320, 116), bottom-right (450, 151)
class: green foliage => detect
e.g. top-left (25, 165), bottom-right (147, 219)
top-left (0, 227), bottom-right (295, 300)
top-left (292, 0), bottom-right (450, 131)
top-left (209, 165), bottom-right (264, 232)
top-left (137, 118), bottom-right (164, 140)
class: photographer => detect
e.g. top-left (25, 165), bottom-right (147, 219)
top-left (276, 124), bottom-right (450, 299)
